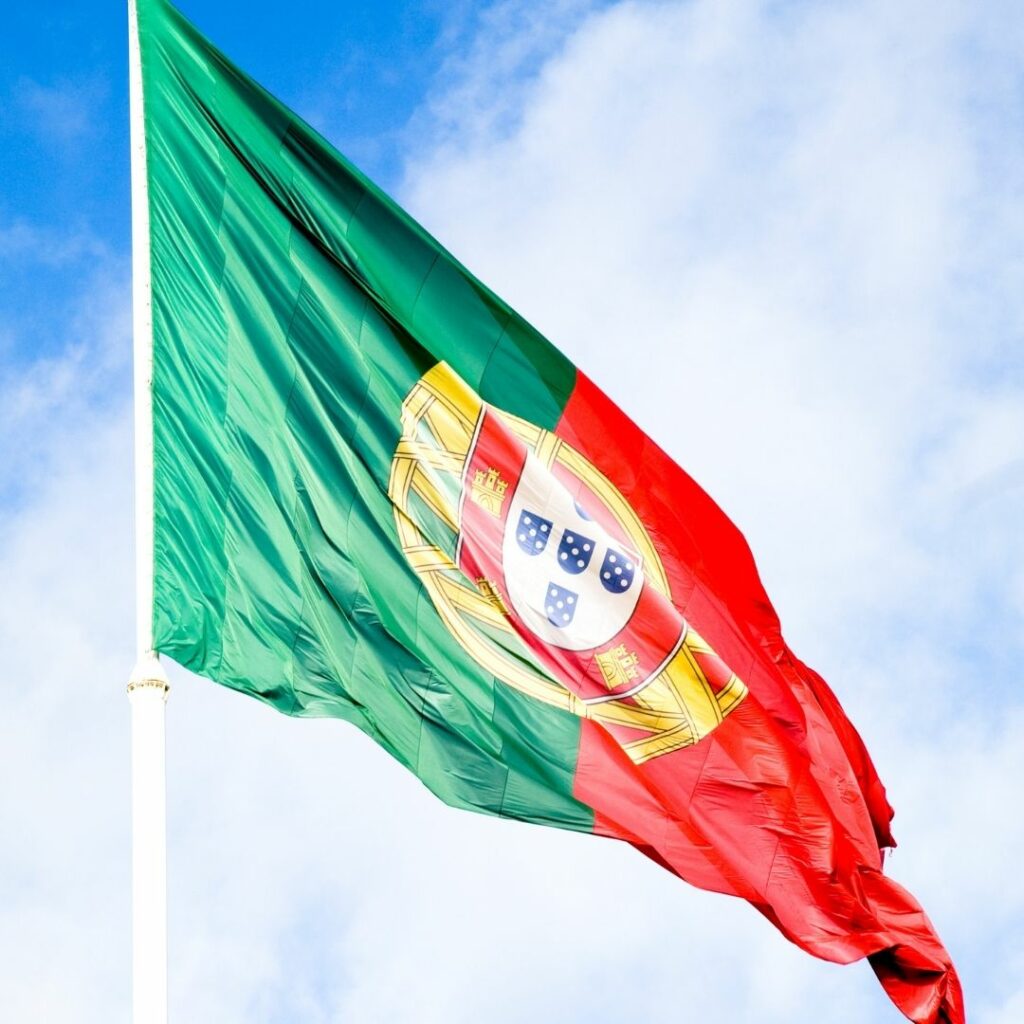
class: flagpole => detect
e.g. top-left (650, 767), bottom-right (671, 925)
top-left (128, 2), bottom-right (170, 1023)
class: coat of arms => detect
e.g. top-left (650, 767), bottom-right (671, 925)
top-left (388, 362), bottom-right (747, 763)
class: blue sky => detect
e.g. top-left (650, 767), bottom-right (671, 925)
top-left (0, 0), bottom-right (452, 369)
top-left (1, 1), bottom-right (1023, 1021)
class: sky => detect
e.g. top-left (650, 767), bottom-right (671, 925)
top-left (1, 0), bottom-right (1023, 1021)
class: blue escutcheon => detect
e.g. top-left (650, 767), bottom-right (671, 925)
top-left (556, 529), bottom-right (596, 575)
top-left (599, 548), bottom-right (636, 594)
top-left (515, 510), bottom-right (553, 556)
top-left (544, 582), bottom-right (579, 628)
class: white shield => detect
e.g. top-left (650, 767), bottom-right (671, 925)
top-left (501, 454), bottom-right (643, 651)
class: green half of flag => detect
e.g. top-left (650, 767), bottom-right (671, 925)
top-left (140, 0), bottom-right (590, 830)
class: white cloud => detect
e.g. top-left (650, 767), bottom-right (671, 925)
top-left (9, 76), bottom-right (108, 148)
top-left (0, 257), bottom-right (129, 509)
top-left (2, 1), bottom-right (1023, 1022)
top-left (0, 219), bottom-right (108, 268)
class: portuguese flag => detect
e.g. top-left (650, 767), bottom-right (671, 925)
top-left (136, 1), bottom-right (962, 1020)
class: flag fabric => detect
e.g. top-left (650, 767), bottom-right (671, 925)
top-left (136, 1), bottom-right (962, 1020)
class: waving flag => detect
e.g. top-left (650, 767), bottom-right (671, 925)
top-left (134, 1), bottom-right (962, 1019)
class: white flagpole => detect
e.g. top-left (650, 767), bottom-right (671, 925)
top-left (128, 2), bottom-right (170, 1022)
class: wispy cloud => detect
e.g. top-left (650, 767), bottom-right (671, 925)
top-left (0, 219), bottom-right (108, 268)
top-left (0, 243), bottom-right (129, 512)
top-left (412, 0), bottom-right (607, 149)
top-left (9, 75), bottom-right (109, 149)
